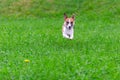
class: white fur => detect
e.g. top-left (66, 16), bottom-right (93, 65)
top-left (62, 21), bottom-right (74, 39)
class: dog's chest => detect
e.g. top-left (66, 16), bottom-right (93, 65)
top-left (64, 27), bottom-right (73, 35)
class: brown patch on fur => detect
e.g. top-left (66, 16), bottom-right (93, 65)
top-left (65, 18), bottom-right (74, 22)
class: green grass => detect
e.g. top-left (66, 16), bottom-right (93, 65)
top-left (0, 0), bottom-right (120, 80)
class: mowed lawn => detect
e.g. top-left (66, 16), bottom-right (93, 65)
top-left (0, 0), bottom-right (120, 80)
top-left (0, 15), bottom-right (120, 80)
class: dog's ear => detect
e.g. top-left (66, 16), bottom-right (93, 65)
top-left (72, 14), bottom-right (75, 20)
top-left (64, 13), bottom-right (67, 20)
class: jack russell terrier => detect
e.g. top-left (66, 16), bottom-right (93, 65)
top-left (62, 13), bottom-right (75, 39)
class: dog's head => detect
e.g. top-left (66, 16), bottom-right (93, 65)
top-left (64, 13), bottom-right (75, 30)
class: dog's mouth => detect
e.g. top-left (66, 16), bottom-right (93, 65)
top-left (67, 26), bottom-right (72, 30)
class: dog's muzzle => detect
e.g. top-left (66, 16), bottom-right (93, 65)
top-left (68, 26), bottom-right (72, 30)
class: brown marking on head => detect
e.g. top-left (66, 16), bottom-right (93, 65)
top-left (64, 13), bottom-right (75, 29)
top-left (64, 13), bottom-right (75, 22)
top-left (65, 18), bottom-right (74, 22)
top-left (64, 13), bottom-right (68, 20)
top-left (71, 14), bottom-right (75, 20)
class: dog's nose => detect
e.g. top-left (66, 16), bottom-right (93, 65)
top-left (69, 26), bottom-right (71, 29)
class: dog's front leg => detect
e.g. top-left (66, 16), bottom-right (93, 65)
top-left (69, 34), bottom-right (74, 39)
top-left (63, 33), bottom-right (70, 39)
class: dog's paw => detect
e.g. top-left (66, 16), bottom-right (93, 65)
top-left (69, 36), bottom-right (73, 40)
top-left (69, 38), bottom-right (73, 40)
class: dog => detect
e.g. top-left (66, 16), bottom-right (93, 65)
top-left (62, 13), bottom-right (75, 39)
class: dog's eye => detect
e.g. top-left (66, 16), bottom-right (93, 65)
top-left (66, 22), bottom-right (69, 24)
top-left (71, 22), bottom-right (73, 24)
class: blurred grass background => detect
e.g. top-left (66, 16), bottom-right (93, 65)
top-left (0, 0), bottom-right (119, 18)
top-left (0, 0), bottom-right (120, 80)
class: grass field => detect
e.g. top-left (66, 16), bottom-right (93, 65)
top-left (0, 0), bottom-right (120, 80)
